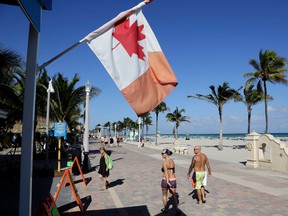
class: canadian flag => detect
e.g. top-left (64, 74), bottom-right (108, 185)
top-left (85, 2), bottom-right (178, 116)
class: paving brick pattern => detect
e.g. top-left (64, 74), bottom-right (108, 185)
top-left (54, 140), bottom-right (288, 216)
top-left (2, 140), bottom-right (286, 215)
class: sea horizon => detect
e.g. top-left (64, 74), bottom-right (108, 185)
top-left (156, 132), bottom-right (288, 140)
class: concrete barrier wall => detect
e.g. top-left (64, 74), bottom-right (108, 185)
top-left (246, 131), bottom-right (288, 173)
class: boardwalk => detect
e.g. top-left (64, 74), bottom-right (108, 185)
top-left (53, 140), bottom-right (288, 215)
top-left (1, 139), bottom-right (288, 215)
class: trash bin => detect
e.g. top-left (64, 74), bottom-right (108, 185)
top-left (72, 144), bottom-right (82, 175)
top-left (82, 152), bottom-right (90, 173)
top-left (73, 144), bottom-right (82, 162)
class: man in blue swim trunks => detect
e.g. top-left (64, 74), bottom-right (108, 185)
top-left (187, 146), bottom-right (211, 204)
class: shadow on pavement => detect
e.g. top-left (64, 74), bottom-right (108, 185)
top-left (0, 153), bottom-right (56, 216)
top-left (60, 205), bottom-right (151, 216)
top-left (68, 177), bottom-right (92, 186)
top-left (108, 178), bottom-right (125, 188)
top-left (57, 195), bottom-right (92, 214)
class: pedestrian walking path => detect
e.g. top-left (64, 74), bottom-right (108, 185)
top-left (52, 140), bottom-right (288, 216)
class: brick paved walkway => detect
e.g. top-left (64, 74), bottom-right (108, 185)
top-left (51, 140), bottom-right (288, 216)
top-left (1, 139), bottom-right (287, 215)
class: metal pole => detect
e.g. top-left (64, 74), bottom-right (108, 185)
top-left (83, 81), bottom-right (91, 172)
top-left (38, 39), bottom-right (85, 71)
top-left (45, 87), bottom-right (51, 167)
top-left (19, 22), bottom-right (39, 216)
top-left (138, 117), bottom-right (141, 147)
top-left (83, 91), bottom-right (90, 152)
top-left (83, 82), bottom-right (91, 153)
top-left (57, 137), bottom-right (61, 172)
top-left (115, 124), bottom-right (117, 140)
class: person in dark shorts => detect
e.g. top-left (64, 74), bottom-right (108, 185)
top-left (98, 146), bottom-right (110, 190)
top-left (161, 148), bottom-right (179, 214)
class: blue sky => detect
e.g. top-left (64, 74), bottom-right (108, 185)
top-left (1, 0), bottom-right (288, 135)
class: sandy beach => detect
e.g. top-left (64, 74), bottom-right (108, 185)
top-left (128, 136), bottom-right (248, 164)
top-left (123, 133), bottom-right (288, 167)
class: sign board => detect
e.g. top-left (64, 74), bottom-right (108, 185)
top-left (17, 0), bottom-right (41, 32)
top-left (53, 169), bottom-right (84, 213)
top-left (40, 0), bottom-right (52, 10)
top-left (68, 156), bottom-right (87, 186)
top-left (54, 122), bottom-right (66, 137)
top-left (17, 0), bottom-right (52, 32)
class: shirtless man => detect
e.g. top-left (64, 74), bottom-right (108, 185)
top-left (187, 146), bottom-right (211, 204)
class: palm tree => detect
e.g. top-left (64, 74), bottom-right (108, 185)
top-left (244, 49), bottom-right (288, 133)
top-left (123, 117), bottom-right (134, 137)
top-left (152, 102), bottom-right (169, 145)
top-left (50, 72), bottom-right (101, 131)
top-left (35, 69), bottom-right (51, 122)
top-left (0, 48), bottom-right (25, 134)
top-left (116, 120), bottom-right (124, 135)
top-left (142, 112), bottom-right (153, 140)
top-left (112, 122), bottom-right (117, 137)
top-left (188, 82), bottom-right (242, 150)
top-left (0, 48), bottom-right (23, 75)
top-left (165, 107), bottom-right (190, 143)
top-left (103, 122), bottom-right (111, 136)
top-left (243, 82), bottom-right (271, 134)
top-left (131, 119), bottom-right (139, 140)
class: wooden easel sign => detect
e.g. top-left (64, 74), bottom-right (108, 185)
top-left (68, 156), bottom-right (87, 186)
top-left (53, 169), bottom-right (84, 213)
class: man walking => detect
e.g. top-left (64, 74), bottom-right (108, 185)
top-left (187, 146), bottom-right (211, 204)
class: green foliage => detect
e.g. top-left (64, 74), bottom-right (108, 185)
top-left (188, 82), bottom-right (242, 150)
top-left (0, 48), bottom-right (25, 135)
top-left (244, 49), bottom-right (288, 133)
top-left (165, 107), bottom-right (190, 140)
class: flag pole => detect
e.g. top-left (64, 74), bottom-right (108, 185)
top-left (37, 0), bottom-right (152, 72)
top-left (38, 38), bottom-right (86, 71)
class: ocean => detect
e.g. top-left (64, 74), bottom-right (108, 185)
top-left (159, 133), bottom-right (288, 141)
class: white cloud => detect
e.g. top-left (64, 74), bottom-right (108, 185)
top-left (228, 115), bottom-right (243, 122)
top-left (268, 105), bottom-right (288, 113)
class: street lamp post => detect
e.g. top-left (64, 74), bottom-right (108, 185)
top-left (138, 117), bottom-right (142, 147)
top-left (45, 80), bottom-right (54, 167)
top-left (83, 80), bottom-right (91, 172)
top-left (114, 123), bottom-right (117, 146)
top-left (114, 124), bottom-right (117, 139)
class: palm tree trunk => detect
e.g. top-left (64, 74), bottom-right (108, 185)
top-left (264, 81), bottom-right (268, 134)
top-left (142, 117), bottom-right (144, 139)
top-left (247, 108), bottom-right (251, 134)
top-left (155, 113), bottom-right (159, 145)
top-left (218, 107), bottom-right (223, 150)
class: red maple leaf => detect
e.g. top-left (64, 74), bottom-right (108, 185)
top-left (112, 17), bottom-right (146, 60)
